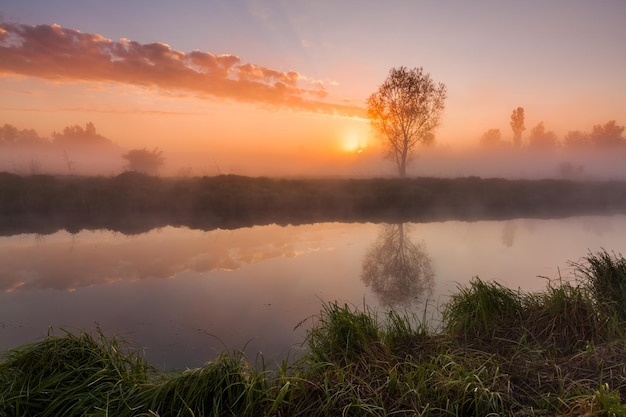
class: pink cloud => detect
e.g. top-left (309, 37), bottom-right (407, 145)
top-left (0, 22), bottom-right (365, 118)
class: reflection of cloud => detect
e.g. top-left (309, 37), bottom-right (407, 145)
top-left (0, 22), bottom-right (365, 118)
top-left (361, 223), bottom-right (434, 307)
top-left (0, 225), bottom-right (329, 292)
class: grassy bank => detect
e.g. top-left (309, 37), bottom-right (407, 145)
top-left (3, 171), bottom-right (626, 235)
top-left (2, 250), bottom-right (626, 416)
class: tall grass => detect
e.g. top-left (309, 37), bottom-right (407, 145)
top-left (2, 250), bottom-right (626, 416)
top-left (0, 328), bottom-right (149, 417)
top-left (301, 301), bottom-right (383, 365)
top-left (575, 250), bottom-right (626, 324)
top-left (523, 279), bottom-right (601, 352)
top-left (134, 351), bottom-right (268, 417)
top-left (442, 277), bottom-right (525, 342)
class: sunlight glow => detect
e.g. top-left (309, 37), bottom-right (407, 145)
top-left (341, 129), bottom-right (368, 154)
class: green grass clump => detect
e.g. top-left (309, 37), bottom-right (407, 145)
top-left (302, 301), bottom-right (383, 364)
top-left (524, 279), bottom-right (601, 352)
top-left (0, 328), bottom-right (149, 417)
top-left (135, 351), bottom-right (268, 417)
top-left (442, 277), bottom-right (525, 342)
top-left (2, 250), bottom-right (626, 416)
top-left (576, 250), bottom-right (626, 324)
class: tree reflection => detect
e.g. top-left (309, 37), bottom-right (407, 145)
top-left (501, 221), bottom-right (516, 247)
top-left (361, 223), bottom-right (434, 307)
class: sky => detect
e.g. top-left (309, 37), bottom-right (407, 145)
top-left (1, 0), bottom-right (625, 176)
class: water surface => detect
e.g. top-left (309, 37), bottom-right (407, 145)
top-left (1, 215), bottom-right (624, 369)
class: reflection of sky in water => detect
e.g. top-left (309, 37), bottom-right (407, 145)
top-left (1, 216), bottom-right (625, 370)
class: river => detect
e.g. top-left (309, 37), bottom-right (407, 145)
top-left (1, 215), bottom-right (624, 369)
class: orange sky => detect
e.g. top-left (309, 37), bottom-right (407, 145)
top-left (1, 1), bottom-right (626, 176)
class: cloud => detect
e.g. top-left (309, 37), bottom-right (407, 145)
top-left (0, 22), bottom-right (365, 118)
top-left (0, 225), bottom-right (325, 292)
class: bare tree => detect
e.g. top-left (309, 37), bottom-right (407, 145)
top-left (510, 107), bottom-right (525, 147)
top-left (367, 67), bottom-right (447, 177)
top-left (62, 151), bottom-right (76, 175)
top-left (122, 148), bottom-right (165, 175)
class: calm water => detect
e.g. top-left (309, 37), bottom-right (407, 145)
top-left (1, 215), bottom-right (625, 370)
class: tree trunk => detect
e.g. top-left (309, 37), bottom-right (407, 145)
top-left (398, 146), bottom-right (408, 177)
top-left (398, 159), bottom-right (407, 177)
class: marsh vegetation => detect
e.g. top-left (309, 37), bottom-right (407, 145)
top-left (2, 250), bottom-right (626, 416)
top-left (3, 172), bottom-right (626, 235)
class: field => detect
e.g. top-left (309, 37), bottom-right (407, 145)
top-left (1, 250), bottom-right (626, 416)
top-left (2, 171), bottom-right (626, 235)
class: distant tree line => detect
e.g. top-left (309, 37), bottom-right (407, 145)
top-left (0, 122), bottom-right (114, 148)
top-left (0, 124), bottom-right (48, 146)
top-left (52, 122), bottom-right (114, 148)
top-left (480, 108), bottom-right (626, 150)
top-left (1, 122), bottom-right (165, 175)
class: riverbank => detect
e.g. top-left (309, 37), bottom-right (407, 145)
top-left (1, 250), bottom-right (625, 416)
top-left (3, 171), bottom-right (626, 235)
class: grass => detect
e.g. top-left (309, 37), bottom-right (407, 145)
top-left (0, 328), bottom-right (150, 417)
top-left (442, 277), bottom-right (525, 342)
top-left (3, 172), bottom-right (626, 236)
top-left (2, 249), bottom-right (626, 416)
top-left (575, 249), bottom-right (626, 323)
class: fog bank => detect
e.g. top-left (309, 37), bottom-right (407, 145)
top-left (1, 143), bottom-right (625, 180)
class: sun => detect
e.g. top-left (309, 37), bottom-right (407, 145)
top-left (341, 130), bottom-right (368, 154)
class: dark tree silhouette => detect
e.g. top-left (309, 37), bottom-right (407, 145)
top-left (122, 148), bottom-right (165, 175)
top-left (480, 128), bottom-right (505, 147)
top-left (590, 120), bottom-right (626, 148)
top-left (563, 130), bottom-right (591, 148)
top-left (52, 122), bottom-right (113, 148)
top-left (367, 66), bottom-right (447, 177)
top-left (563, 121), bottom-right (625, 149)
top-left (0, 123), bottom-right (46, 146)
top-left (361, 223), bottom-right (434, 307)
top-left (527, 121), bottom-right (559, 149)
top-left (510, 107), bottom-right (525, 147)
